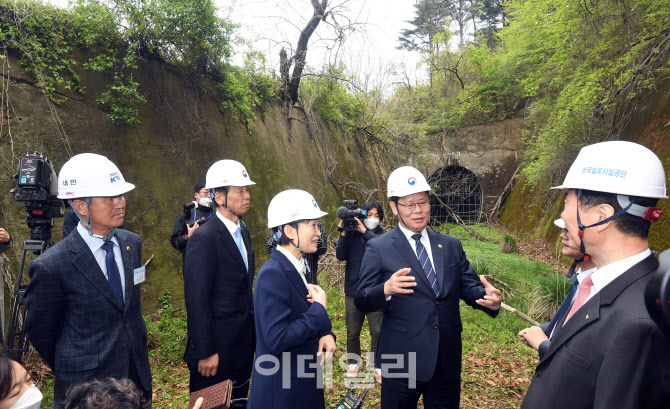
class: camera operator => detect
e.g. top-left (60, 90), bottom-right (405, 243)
top-left (336, 201), bottom-right (385, 383)
top-left (170, 181), bottom-right (213, 265)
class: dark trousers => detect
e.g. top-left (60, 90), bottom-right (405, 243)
top-left (188, 361), bottom-right (252, 408)
top-left (380, 349), bottom-right (460, 409)
top-left (345, 296), bottom-right (383, 366)
top-left (128, 353), bottom-right (152, 402)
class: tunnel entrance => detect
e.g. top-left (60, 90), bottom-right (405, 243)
top-left (428, 165), bottom-right (483, 225)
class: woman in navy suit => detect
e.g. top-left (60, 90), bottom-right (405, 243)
top-left (247, 190), bottom-right (336, 409)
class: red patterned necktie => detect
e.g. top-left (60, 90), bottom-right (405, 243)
top-left (563, 274), bottom-right (594, 326)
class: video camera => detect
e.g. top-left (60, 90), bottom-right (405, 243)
top-left (183, 202), bottom-right (209, 227)
top-left (5, 150), bottom-right (63, 355)
top-left (10, 151), bottom-right (64, 241)
top-left (645, 249), bottom-right (670, 335)
top-left (337, 199), bottom-right (367, 232)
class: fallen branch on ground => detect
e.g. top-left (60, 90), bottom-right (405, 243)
top-left (501, 302), bottom-right (540, 326)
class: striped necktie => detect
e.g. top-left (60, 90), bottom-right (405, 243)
top-left (412, 234), bottom-right (440, 296)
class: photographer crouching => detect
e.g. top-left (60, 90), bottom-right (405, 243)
top-left (335, 200), bottom-right (386, 383)
top-left (170, 181), bottom-right (213, 267)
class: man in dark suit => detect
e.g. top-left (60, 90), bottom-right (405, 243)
top-left (183, 160), bottom-right (255, 406)
top-left (521, 141), bottom-right (670, 409)
top-left (355, 166), bottom-right (502, 409)
top-left (26, 153), bottom-right (151, 402)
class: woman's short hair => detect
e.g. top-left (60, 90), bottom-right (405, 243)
top-left (57, 378), bottom-right (150, 409)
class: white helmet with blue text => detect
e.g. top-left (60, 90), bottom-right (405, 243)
top-left (57, 153), bottom-right (135, 199)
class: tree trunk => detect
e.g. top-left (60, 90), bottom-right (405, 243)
top-left (279, 48), bottom-right (291, 103)
top-left (289, 0), bottom-right (328, 105)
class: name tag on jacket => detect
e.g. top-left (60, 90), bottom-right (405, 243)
top-left (134, 266), bottom-right (146, 285)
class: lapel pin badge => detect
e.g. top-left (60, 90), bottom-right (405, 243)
top-left (585, 314), bottom-right (589, 319)
top-left (438, 244), bottom-right (443, 248)
top-left (126, 246), bottom-right (131, 251)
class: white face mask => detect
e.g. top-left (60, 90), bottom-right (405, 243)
top-left (10, 384), bottom-right (43, 409)
top-left (198, 197), bottom-right (212, 207)
top-left (364, 218), bottom-right (380, 230)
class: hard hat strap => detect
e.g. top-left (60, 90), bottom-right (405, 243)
top-left (280, 223), bottom-right (308, 265)
top-left (211, 188), bottom-right (246, 223)
top-left (576, 189), bottom-right (634, 254)
top-left (69, 199), bottom-right (116, 241)
top-left (617, 195), bottom-right (664, 221)
top-left (567, 255), bottom-right (590, 278)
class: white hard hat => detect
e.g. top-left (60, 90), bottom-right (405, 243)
top-left (267, 189), bottom-right (328, 228)
top-left (57, 153), bottom-right (135, 199)
top-left (205, 159), bottom-right (255, 189)
top-left (387, 166), bottom-right (431, 198)
top-left (554, 218), bottom-right (565, 229)
top-left (551, 141), bottom-right (667, 199)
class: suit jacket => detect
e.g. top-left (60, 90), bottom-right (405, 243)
top-left (247, 249), bottom-right (333, 409)
top-left (25, 229), bottom-right (151, 400)
top-left (183, 214), bottom-right (255, 375)
top-left (354, 226), bottom-right (498, 383)
top-left (521, 254), bottom-right (670, 409)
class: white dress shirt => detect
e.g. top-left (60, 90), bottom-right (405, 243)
top-left (581, 249), bottom-right (652, 304)
top-left (76, 223), bottom-right (125, 301)
top-left (276, 245), bottom-right (309, 288)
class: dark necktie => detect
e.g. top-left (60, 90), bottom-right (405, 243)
top-left (102, 241), bottom-right (124, 307)
top-left (412, 234), bottom-right (440, 296)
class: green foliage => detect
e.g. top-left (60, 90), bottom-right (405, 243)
top-left (501, 234), bottom-right (517, 254)
top-left (500, 0), bottom-right (670, 186)
top-left (299, 65), bottom-right (365, 129)
top-left (0, 0), bottom-right (279, 127)
top-left (215, 52), bottom-right (279, 132)
top-left (386, 0), bottom-right (670, 187)
top-left (146, 290), bottom-right (188, 363)
top-left (0, 1), bottom-right (83, 103)
top-left (97, 71), bottom-right (146, 124)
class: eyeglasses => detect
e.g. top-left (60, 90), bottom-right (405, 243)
top-left (396, 201), bottom-right (429, 211)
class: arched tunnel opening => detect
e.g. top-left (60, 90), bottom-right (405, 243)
top-left (428, 165), bottom-right (483, 225)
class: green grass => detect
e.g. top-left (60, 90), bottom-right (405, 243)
top-left (27, 223), bottom-right (566, 408)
